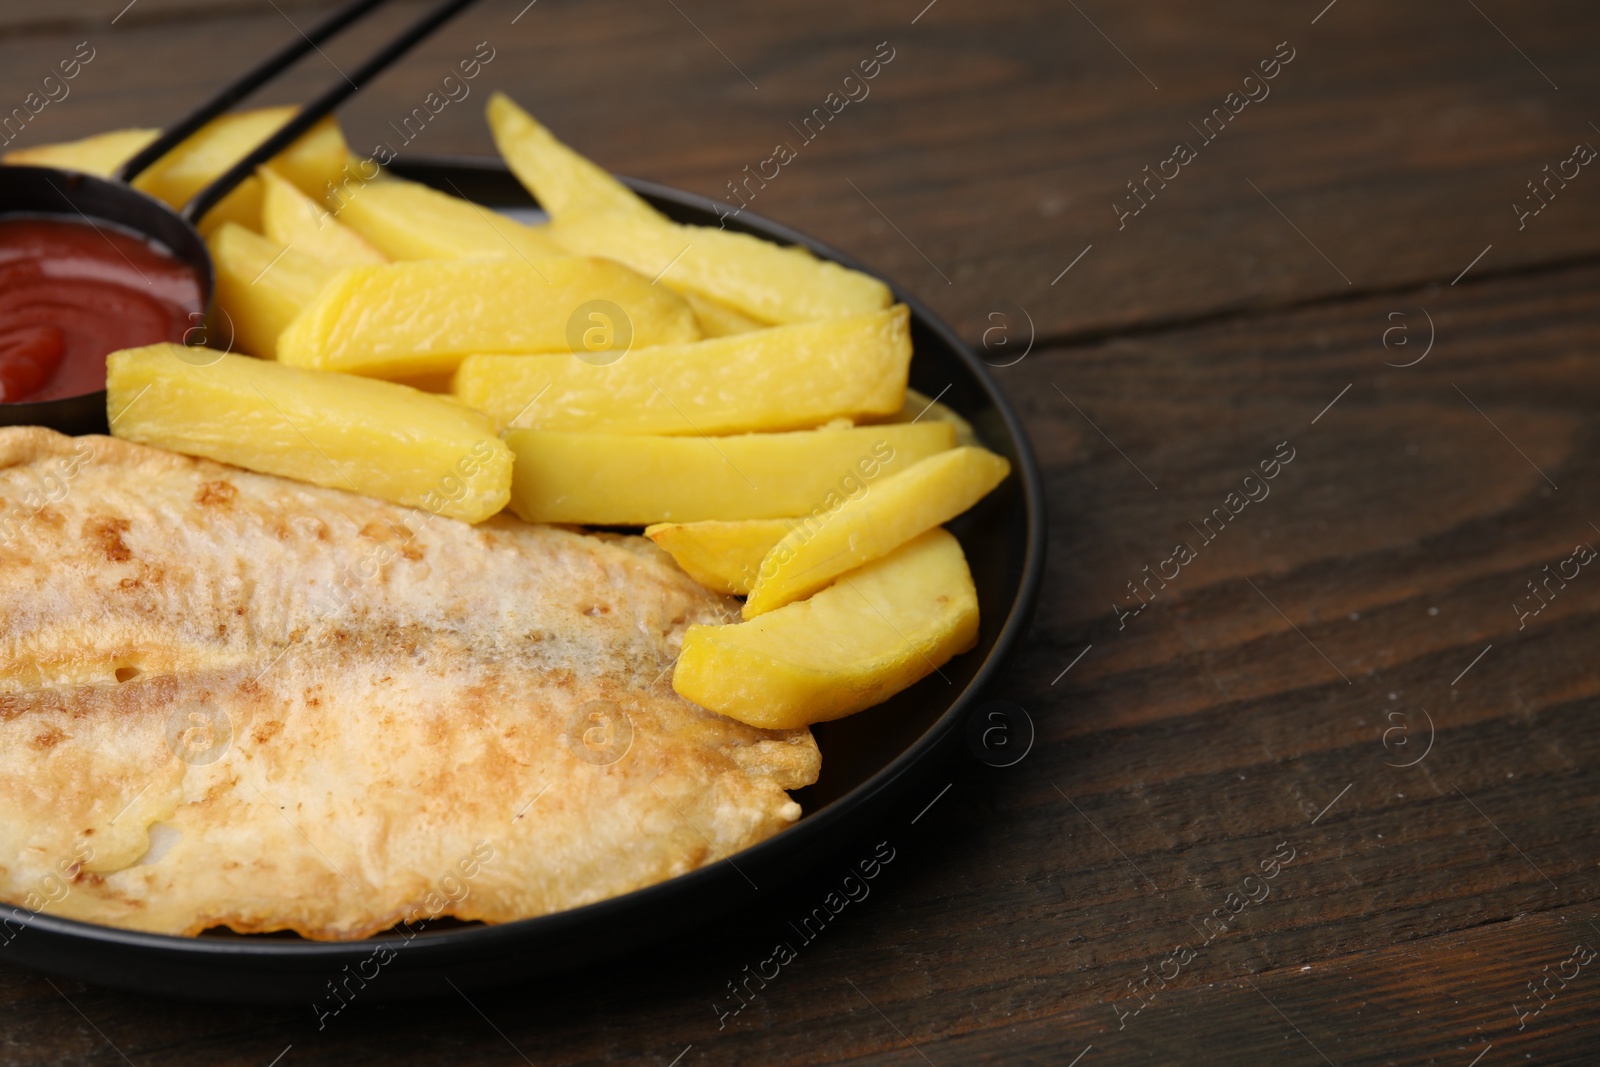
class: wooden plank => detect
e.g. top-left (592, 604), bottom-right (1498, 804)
top-left (0, 1), bottom-right (341, 37)
top-left (4, 0), bottom-right (1600, 341)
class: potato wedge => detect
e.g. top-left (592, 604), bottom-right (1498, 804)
top-left (107, 344), bottom-right (511, 523)
top-left (320, 151), bottom-right (388, 207)
top-left (744, 446), bottom-right (1009, 617)
top-left (488, 93), bottom-right (891, 323)
top-left (549, 210), bottom-right (891, 326)
top-left (684, 291), bottom-right (766, 338)
top-left (3, 113), bottom-right (347, 233)
top-left (207, 223), bottom-right (337, 358)
top-left (645, 519), bottom-right (794, 596)
top-left (259, 167), bottom-right (386, 267)
top-left (673, 528), bottom-right (979, 729)
top-left (867, 386), bottom-right (981, 446)
top-left (453, 306), bottom-right (910, 434)
top-left (132, 109), bottom-right (351, 234)
top-left (2, 127), bottom-right (158, 176)
top-left (647, 446), bottom-right (1005, 604)
top-left (486, 92), bottom-right (659, 221)
top-left (331, 175), bottom-right (566, 262)
top-left (506, 422), bottom-right (955, 525)
top-left (277, 258), bottom-right (700, 379)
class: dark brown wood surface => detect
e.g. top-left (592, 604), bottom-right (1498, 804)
top-left (3, 0), bottom-right (1599, 1063)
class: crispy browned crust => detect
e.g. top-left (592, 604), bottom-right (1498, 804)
top-left (0, 429), bottom-right (817, 939)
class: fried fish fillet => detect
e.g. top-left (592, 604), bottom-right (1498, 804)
top-left (0, 428), bottom-right (817, 939)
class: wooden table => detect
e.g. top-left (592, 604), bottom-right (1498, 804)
top-left (3, 0), bottom-right (1598, 1063)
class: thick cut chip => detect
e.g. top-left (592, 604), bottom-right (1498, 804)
top-left (867, 386), bottom-right (981, 446)
top-left (487, 93), bottom-right (891, 324)
top-left (645, 519), bottom-right (795, 596)
top-left (684, 291), bottom-right (766, 338)
top-left (674, 529), bottom-right (979, 729)
top-left (320, 152), bottom-right (389, 212)
top-left (744, 447), bottom-right (1010, 617)
top-left (2, 127), bottom-right (158, 176)
top-left (107, 344), bottom-right (511, 523)
top-left (453, 307), bottom-right (910, 434)
top-left (142, 110), bottom-right (350, 233)
top-left (259, 167), bottom-right (386, 268)
top-left (486, 92), bottom-right (659, 221)
top-left (506, 422), bottom-right (956, 525)
top-left (332, 175), bottom-right (566, 261)
top-left (277, 258), bottom-right (700, 379)
top-left (0, 427), bottom-right (816, 938)
top-left (275, 259), bottom-right (698, 379)
top-left (549, 211), bottom-right (891, 326)
top-left (4, 111), bottom-right (349, 234)
top-left (206, 223), bottom-right (337, 358)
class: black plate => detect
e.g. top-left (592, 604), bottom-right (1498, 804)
top-left (2, 158), bottom-right (1046, 1002)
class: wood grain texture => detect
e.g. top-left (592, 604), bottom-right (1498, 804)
top-left (0, 0), bottom-right (341, 36)
top-left (4, 0), bottom-right (1600, 340)
top-left (3, 0), bottom-right (1600, 1064)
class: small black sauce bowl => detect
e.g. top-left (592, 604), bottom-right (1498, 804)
top-left (0, 166), bottom-right (215, 436)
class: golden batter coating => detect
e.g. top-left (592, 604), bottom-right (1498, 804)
top-left (0, 429), bottom-right (816, 939)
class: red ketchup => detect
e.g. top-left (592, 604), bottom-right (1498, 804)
top-left (0, 217), bottom-right (203, 403)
